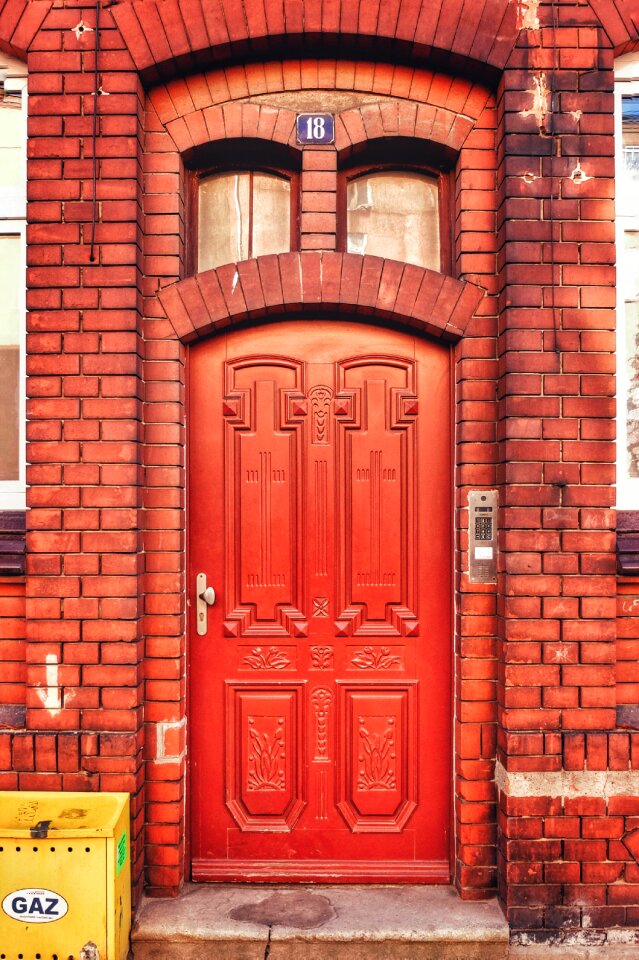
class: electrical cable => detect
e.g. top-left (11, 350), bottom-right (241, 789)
top-left (548, 0), bottom-right (561, 355)
top-left (89, 0), bottom-right (101, 263)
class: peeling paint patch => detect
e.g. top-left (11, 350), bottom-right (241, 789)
top-left (608, 929), bottom-right (639, 943)
top-left (521, 172), bottom-right (538, 184)
top-left (570, 109), bottom-right (582, 123)
top-left (155, 717), bottom-right (187, 763)
top-left (520, 73), bottom-right (551, 134)
top-left (36, 653), bottom-right (61, 714)
top-left (514, 0), bottom-right (540, 31)
top-left (569, 161), bottom-right (591, 184)
top-left (512, 928), bottom-right (608, 947)
top-left (80, 942), bottom-right (100, 960)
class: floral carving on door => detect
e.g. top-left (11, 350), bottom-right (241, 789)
top-left (247, 718), bottom-right (286, 791)
top-left (358, 718), bottom-right (397, 790)
top-left (241, 647), bottom-right (292, 670)
top-left (351, 646), bottom-right (402, 670)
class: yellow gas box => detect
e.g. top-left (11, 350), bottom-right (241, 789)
top-left (0, 791), bottom-right (131, 960)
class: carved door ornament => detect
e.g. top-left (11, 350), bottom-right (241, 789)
top-left (358, 717), bottom-right (397, 791)
top-left (310, 646), bottom-right (333, 670)
top-left (247, 718), bottom-right (286, 792)
top-left (311, 687), bottom-right (333, 761)
top-left (309, 385), bottom-right (333, 444)
top-left (241, 646), bottom-right (292, 670)
top-left (351, 646), bottom-right (402, 670)
top-left (312, 598), bottom-right (329, 617)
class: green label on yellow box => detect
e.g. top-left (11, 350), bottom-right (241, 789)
top-left (116, 829), bottom-right (127, 876)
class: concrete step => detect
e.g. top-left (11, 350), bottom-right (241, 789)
top-left (131, 883), bottom-right (509, 960)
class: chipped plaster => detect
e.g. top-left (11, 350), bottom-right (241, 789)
top-left (520, 73), bottom-right (551, 134)
top-left (496, 761), bottom-right (639, 798)
top-left (514, 0), bottom-right (540, 31)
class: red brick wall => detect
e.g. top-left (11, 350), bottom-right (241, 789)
top-left (495, 0), bottom-right (625, 936)
top-left (0, 0), bottom-right (147, 898)
top-left (617, 580), bottom-right (639, 714)
top-left (0, 0), bottom-right (638, 934)
top-left (0, 579), bottom-right (26, 742)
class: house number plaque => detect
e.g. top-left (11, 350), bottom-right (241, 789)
top-left (296, 114), bottom-right (335, 144)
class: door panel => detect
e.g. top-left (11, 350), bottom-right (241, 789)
top-left (189, 320), bottom-right (451, 882)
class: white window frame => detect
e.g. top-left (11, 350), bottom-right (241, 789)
top-left (0, 61), bottom-right (27, 511)
top-left (615, 54), bottom-right (639, 510)
top-left (0, 222), bottom-right (26, 510)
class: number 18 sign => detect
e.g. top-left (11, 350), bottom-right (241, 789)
top-left (296, 114), bottom-right (335, 145)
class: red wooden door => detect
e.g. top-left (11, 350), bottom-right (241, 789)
top-left (189, 320), bottom-right (451, 882)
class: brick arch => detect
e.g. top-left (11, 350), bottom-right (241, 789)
top-left (334, 102), bottom-right (475, 158)
top-left (0, 0), bottom-right (50, 57)
top-left (588, 0), bottom-right (639, 52)
top-left (156, 100), bottom-right (302, 156)
top-left (155, 98), bottom-right (477, 164)
top-left (112, 0), bottom-right (519, 86)
top-left (148, 60), bottom-right (491, 158)
top-left (149, 61), bottom-right (492, 128)
top-left (157, 252), bottom-right (484, 344)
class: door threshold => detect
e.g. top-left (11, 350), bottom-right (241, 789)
top-left (192, 857), bottom-right (450, 882)
top-left (131, 882), bottom-right (508, 959)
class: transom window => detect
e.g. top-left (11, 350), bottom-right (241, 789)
top-left (345, 169), bottom-right (441, 271)
top-left (198, 170), bottom-right (292, 272)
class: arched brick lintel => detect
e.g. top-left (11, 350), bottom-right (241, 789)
top-left (165, 103), bottom-right (301, 157)
top-left (163, 99), bottom-right (476, 162)
top-left (158, 252), bottom-right (484, 344)
top-left (0, 0), bottom-right (50, 58)
top-left (335, 104), bottom-right (474, 160)
top-left (112, 0), bottom-right (520, 86)
top-left (588, 0), bottom-right (639, 53)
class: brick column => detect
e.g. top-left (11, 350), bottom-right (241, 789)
top-left (141, 91), bottom-right (187, 896)
top-left (23, 3), bottom-right (146, 895)
top-left (495, 1), bottom-right (618, 933)
top-left (300, 147), bottom-right (337, 251)
top-left (454, 98), bottom-right (501, 898)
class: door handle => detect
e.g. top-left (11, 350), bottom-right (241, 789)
top-left (196, 573), bottom-right (216, 636)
